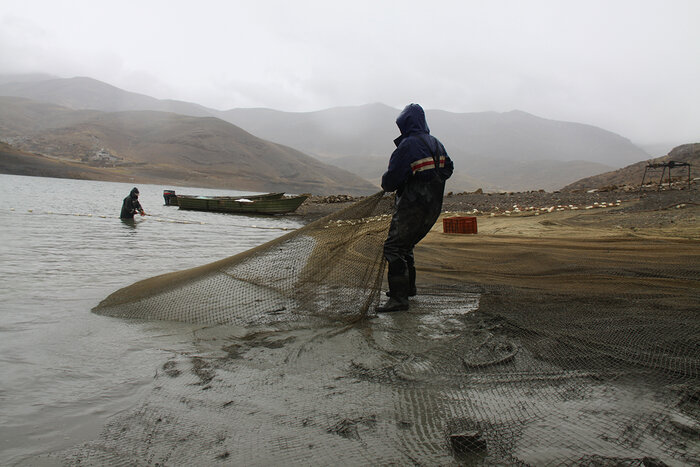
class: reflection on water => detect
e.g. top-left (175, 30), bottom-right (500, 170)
top-left (0, 174), bottom-right (303, 464)
top-left (120, 218), bottom-right (138, 229)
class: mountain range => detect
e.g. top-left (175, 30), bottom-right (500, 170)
top-left (0, 75), bottom-right (664, 193)
top-left (0, 96), bottom-right (377, 195)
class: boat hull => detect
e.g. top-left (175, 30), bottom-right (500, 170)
top-left (176, 193), bottom-right (307, 214)
top-left (164, 191), bottom-right (285, 207)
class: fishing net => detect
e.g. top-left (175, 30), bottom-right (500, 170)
top-left (57, 193), bottom-right (699, 465)
top-left (93, 191), bottom-right (394, 326)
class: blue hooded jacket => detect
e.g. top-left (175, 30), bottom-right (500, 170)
top-left (381, 104), bottom-right (453, 193)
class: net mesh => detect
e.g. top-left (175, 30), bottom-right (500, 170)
top-left (56, 192), bottom-right (700, 465)
top-left (93, 191), bottom-right (393, 326)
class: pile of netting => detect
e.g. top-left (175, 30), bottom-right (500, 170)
top-left (56, 192), bottom-right (698, 465)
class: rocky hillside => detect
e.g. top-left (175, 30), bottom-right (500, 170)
top-left (0, 97), bottom-right (378, 195)
top-left (0, 141), bottom-right (129, 181)
top-left (563, 143), bottom-right (700, 191)
top-left (0, 75), bottom-right (654, 192)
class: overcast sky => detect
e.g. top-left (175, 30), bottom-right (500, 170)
top-left (1, 0), bottom-right (698, 144)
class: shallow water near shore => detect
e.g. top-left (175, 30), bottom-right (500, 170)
top-left (0, 174), bottom-right (303, 464)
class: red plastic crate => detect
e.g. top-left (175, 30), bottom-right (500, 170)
top-left (443, 216), bottom-right (477, 234)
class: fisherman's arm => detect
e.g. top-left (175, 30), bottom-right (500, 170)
top-left (440, 142), bottom-right (454, 180)
top-left (381, 145), bottom-right (412, 192)
top-left (135, 200), bottom-right (146, 216)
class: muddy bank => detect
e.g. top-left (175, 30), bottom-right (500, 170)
top-left (30, 187), bottom-right (699, 466)
top-left (419, 190), bottom-right (699, 288)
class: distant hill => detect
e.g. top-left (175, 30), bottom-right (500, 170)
top-left (638, 142), bottom-right (682, 159)
top-left (0, 73), bottom-right (58, 85)
top-left (0, 96), bottom-right (102, 133)
top-left (327, 151), bottom-right (613, 194)
top-left (0, 140), bottom-right (130, 181)
top-left (220, 104), bottom-right (398, 159)
top-left (0, 76), bottom-right (215, 117)
top-left (0, 97), bottom-right (378, 195)
top-left (563, 143), bottom-right (700, 191)
top-left (0, 74), bottom-right (654, 191)
top-left (220, 106), bottom-right (645, 192)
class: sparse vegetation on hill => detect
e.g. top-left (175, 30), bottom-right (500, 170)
top-left (0, 97), bottom-right (378, 196)
top-left (0, 141), bottom-right (135, 182)
top-left (563, 143), bottom-right (700, 192)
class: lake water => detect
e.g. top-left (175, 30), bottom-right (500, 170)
top-left (0, 174), bottom-right (304, 464)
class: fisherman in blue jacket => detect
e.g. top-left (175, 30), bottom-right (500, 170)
top-left (377, 103), bottom-right (454, 312)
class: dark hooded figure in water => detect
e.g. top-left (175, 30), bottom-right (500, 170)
top-left (377, 103), bottom-right (454, 312)
top-left (120, 187), bottom-right (146, 219)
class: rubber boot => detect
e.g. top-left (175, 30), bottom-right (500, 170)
top-left (386, 261), bottom-right (416, 297)
top-left (407, 262), bottom-right (417, 297)
top-left (376, 271), bottom-right (410, 313)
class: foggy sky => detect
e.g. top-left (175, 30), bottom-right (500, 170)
top-left (1, 0), bottom-right (698, 145)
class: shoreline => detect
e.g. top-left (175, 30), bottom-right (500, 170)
top-left (297, 186), bottom-right (698, 231)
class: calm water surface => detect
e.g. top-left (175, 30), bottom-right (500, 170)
top-left (0, 174), bottom-right (303, 464)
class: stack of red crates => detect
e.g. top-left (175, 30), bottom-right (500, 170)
top-left (443, 216), bottom-right (477, 234)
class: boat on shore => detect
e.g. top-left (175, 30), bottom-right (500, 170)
top-left (175, 192), bottom-right (308, 214)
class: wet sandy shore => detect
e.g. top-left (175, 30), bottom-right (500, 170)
top-left (28, 189), bottom-right (699, 466)
top-left (419, 190), bottom-right (699, 289)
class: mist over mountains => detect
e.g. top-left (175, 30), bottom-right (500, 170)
top-left (221, 105), bottom-right (645, 191)
top-left (0, 96), bottom-right (377, 195)
top-left (0, 75), bottom-right (660, 192)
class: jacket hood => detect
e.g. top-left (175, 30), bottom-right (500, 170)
top-left (396, 103), bottom-right (430, 137)
top-left (130, 187), bottom-right (139, 197)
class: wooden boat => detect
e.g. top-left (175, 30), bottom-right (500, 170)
top-left (163, 190), bottom-right (284, 207)
top-left (176, 192), bottom-right (308, 214)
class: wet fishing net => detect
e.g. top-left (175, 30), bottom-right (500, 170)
top-left (60, 193), bottom-right (699, 465)
top-left (93, 191), bottom-right (394, 326)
